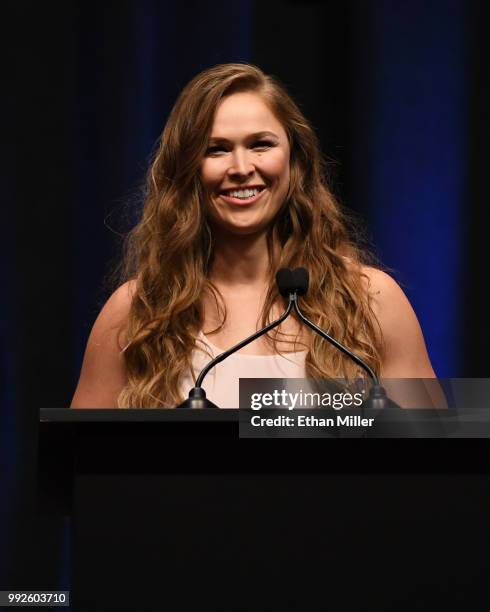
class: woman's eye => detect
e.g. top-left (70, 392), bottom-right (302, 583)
top-left (206, 140), bottom-right (273, 155)
top-left (253, 140), bottom-right (273, 149)
top-left (206, 146), bottom-right (225, 154)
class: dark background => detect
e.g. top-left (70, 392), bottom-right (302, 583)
top-left (2, 0), bottom-right (489, 604)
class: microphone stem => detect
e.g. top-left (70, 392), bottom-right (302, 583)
top-left (291, 294), bottom-right (379, 385)
top-left (195, 299), bottom-right (294, 388)
top-left (196, 292), bottom-right (379, 387)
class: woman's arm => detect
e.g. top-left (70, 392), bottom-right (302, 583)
top-left (70, 281), bottom-right (135, 408)
top-left (364, 268), bottom-right (447, 408)
top-left (365, 268), bottom-right (435, 378)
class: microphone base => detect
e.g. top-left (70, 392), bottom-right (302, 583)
top-left (361, 384), bottom-right (400, 410)
top-left (177, 387), bottom-right (220, 409)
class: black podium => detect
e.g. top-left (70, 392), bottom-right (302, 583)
top-left (39, 409), bottom-right (490, 612)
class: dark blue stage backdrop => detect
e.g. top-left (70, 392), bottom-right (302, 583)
top-left (350, 0), bottom-right (469, 377)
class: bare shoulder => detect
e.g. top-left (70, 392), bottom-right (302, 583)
top-left (359, 266), bottom-right (409, 314)
top-left (93, 279), bottom-right (137, 347)
top-left (342, 258), bottom-right (407, 316)
top-left (98, 279), bottom-right (137, 320)
top-left (70, 280), bottom-right (137, 408)
top-left (359, 266), bottom-right (423, 336)
top-left (358, 265), bottom-right (436, 378)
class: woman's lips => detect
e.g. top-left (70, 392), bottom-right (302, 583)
top-left (219, 188), bottom-right (267, 206)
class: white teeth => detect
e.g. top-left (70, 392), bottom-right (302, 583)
top-left (226, 188), bottom-right (260, 199)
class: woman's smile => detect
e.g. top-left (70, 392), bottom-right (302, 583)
top-left (218, 186), bottom-right (268, 206)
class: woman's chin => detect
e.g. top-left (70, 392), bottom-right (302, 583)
top-left (225, 220), bottom-right (272, 237)
top-left (210, 216), bottom-right (271, 238)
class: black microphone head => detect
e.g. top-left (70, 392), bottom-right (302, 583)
top-left (275, 267), bottom-right (309, 297)
top-left (292, 267), bottom-right (309, 295)
top-left (275, 268), bottom-right (294, 297)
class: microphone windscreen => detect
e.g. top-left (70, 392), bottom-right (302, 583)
top-left (292, 268), bottom-right (309, 295)
top-left (275, 268), bottom-right (294, 297)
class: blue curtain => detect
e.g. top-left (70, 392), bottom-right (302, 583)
top-left (350, 0), bottom-right (469, 376)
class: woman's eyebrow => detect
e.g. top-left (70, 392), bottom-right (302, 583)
top-left (208, 131), bottom-right (279, 143)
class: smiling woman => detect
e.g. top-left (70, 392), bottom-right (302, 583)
top-left (201, 93), bottom-right (290, 237)
top-left (70, 62), bottom-right (436, 409)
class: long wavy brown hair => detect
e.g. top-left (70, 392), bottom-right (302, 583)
top-left (117, 62), bottom-right (383, 408)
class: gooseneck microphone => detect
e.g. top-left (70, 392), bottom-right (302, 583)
top-left (287, 268), bottom-right (377, 381)
top-left (177, 269), bottom-right (303, 409)
top-left (285, 267), bottom-right (390, 409)
top-left (178, 266), bottom-right (391, 409)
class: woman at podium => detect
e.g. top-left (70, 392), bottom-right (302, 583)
top-left (70, 63), bottom-right (436, 409)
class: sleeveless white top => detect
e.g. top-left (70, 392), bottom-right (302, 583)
top-left (179, 331), bottom-right (307, 409)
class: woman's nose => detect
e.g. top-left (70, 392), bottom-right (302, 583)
top-left (227, 149), bottom-right (255, 176)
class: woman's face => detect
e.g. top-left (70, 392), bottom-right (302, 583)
top-left (200, 91), bottom-right (290, 236)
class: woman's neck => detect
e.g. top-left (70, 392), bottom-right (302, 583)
top-left (209, 229), bottom-right (273, 290)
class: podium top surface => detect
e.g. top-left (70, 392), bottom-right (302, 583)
top-left (40, 408), bottom-right (237, 422)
